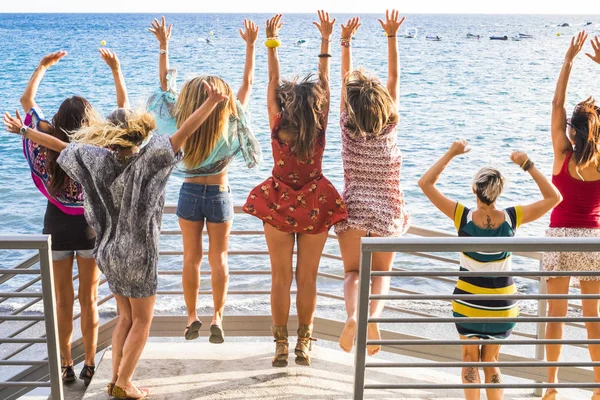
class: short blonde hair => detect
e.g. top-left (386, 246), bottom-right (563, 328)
top-left (343, 70), bottom-right (398, 138)
top-left (472, 167), bottom-right (504, 205)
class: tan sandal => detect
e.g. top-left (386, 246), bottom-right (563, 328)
top-left (107, 383), bottom-right (115, 396)
top-left (295, 324), bottom-right (316, 366)
top-left (112, 384), bottom-right (149, 399)
top-left (272, 325), bottom-right (289, 367)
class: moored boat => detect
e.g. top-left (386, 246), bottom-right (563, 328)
top-left (490, 35), bottom-right (508, 41)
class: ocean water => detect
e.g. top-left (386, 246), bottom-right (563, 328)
top-left (1, 13), bottom-right (600, 318)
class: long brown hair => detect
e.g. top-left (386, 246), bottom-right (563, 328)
top-left (343, 70), bottom-right (398, 138)
top-left (571, 97), bottom-right (600, 168)
top-left (47, 96), bottom-right (90, 195)
top-left (174, 76), bottom-right (236, 169)
top-left (277, 75), bottom-right (327, 160)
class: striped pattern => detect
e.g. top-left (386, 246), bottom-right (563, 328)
top-left (334, 111), bottom-right (411, 237)
top-left (452, 204), bottom-right (522, 339)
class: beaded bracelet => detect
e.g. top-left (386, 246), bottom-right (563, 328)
top-left (159, 49), bottom-right (167, 55)
top-left (318, 53), bottom-right (332, 58)
top-left (340, 38), bottom-right (351, 48)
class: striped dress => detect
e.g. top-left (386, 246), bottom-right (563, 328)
top-left (452, 203), bottom-right (523, 339)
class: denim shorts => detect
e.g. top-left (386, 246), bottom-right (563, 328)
top-left (52, 249), bottom-right (94, 261)
top-left (176, 183), bottom-right (234, 223)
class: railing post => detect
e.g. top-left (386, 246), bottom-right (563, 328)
top-left (38, 236), bottom-right (64, 400)
top-left (534, 259), bottom-right (547, 397)
top-left (354, 242), bottom-right (373, 400)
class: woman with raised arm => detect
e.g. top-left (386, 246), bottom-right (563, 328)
top-left (542, 32), bottom-right (600, 400)
top-left (335, 10), bottom-right (411, 356)
top-left (5, 81), bottom-right (228, 400)
top-left (242, 11), bottom-right (347, 367)
top-left (17, 49), bottom-right (127, 385)
top-left (418, 140), bottom-right (561, 400)
top-left (148, 16), bottom-right (262, 343)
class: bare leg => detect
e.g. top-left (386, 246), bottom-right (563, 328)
top-left (111, 295), bottom-right (132, 384)
top-left (481, 344), bottom-right (503, 400)
top-left (206, 221), bottom-right (232, 326)
top-left (76, 255), bottom-right (101, 366)
top-left (581, 280), bottom-right (600, 396)
top-left (368, 240), bottom-right (396, 356)
top-left (115, 295), bottom-right (156, 392)
top-left (264, 224), bottom-right (295, 326)
top-left (461, 336), bottom-right (481, 400)
top-left (337, 229), bottom-right (364, 352)
top-left (52, 256), bottom-right (75, 366)
top-left (179, 218), bottom-right (204, 328)
top-left (295, 232), bottom-right (328, 325)
top-left (544, 277), bottom-right (571, 397)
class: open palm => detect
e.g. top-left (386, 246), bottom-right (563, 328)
top-left (586, 36), bottom-right (600, 64)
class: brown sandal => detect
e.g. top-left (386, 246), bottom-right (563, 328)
top-left (272, 325), bottom-right (289, 367)
top-left (107, 383), bottom-right (115, 396)
top-left (112, 384), bottom-right (149, 399)
top-left (295, 324), bottom-right (316, 366)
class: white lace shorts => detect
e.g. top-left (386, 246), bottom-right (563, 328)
top-left (542, 227), bottom-right (600, 281)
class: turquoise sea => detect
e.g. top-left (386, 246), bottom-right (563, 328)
top-left (1, 13), bottom-right (600, 317)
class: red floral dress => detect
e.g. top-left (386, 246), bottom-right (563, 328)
top-left (243, 115), bottom-right (347, 234)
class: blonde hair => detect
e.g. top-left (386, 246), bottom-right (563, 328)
top-left (472, 167), bottom-right (505, 206)
top-left (278, 75), bottom-right (327, 161)
top-left (174, 76), bottom-right (236, 169)
top-left (343, 70), bottom-right (399, 138)
top-left (70, 108), bottom-right (156, 148)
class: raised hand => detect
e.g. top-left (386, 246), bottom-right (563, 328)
top-left (313, 10), bottom-right (336, 39)
top-left (266, 14), bottom-right (283, 38)
top-left (39, 51), bottom-right (68, 69)
top-left (341, 17), bottom-right (361, 40)
top-left (448, 139), bottom-right (471, 156)
top-left (239, 19), bottom-right (259, 45)
top-left (378, 9), bottom-right (406, 37)
top-left (3, 110), bottom-right (24, 135)
top-left (586, 36), bottom-right (600, 64)
top-left (203, 80), bottom-right (229, 105)
top-left (565, 30), bottom-right (589, 61)
top-left (99, 48), bottom-right (121, 71)
top-left (148, 16), bottom-right (172, 46)
top-left (510, 151), bottom-right (529, 167)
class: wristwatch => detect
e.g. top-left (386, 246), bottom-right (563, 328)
top-left (19, 126), bottom-right (27, 136)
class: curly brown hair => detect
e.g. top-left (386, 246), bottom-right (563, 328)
top-left (277, 75), bottom-right (328, 160)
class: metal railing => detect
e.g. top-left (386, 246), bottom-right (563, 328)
top-left (0, 235), bottom-right (63, 400)
top-left (353, 237), bottom-right (600, 400)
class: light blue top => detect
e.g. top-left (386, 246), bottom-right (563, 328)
top-left (147, 69), bottom-right (262, 176)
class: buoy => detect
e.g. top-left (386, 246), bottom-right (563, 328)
top-left (209, 31), bottom-right (214, 36)
top-left (100, 40), bottom-right (106, 46)
top-left (556, 32), bottom-right (561, 37)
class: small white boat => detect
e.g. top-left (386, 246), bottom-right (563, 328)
top-left (426, 35), bottom-right (442, 41)
top-left (466, 33), bottom-right (481, 39)
top-left (519, 33), bottom-right (534, 39)
top-left (402, 27), bottom-right (418, 38)
top-left (295, 39), bottom-right (308, 46)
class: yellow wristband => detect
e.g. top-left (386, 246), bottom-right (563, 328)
top-left (520, 157), bottom-right (529, 169)
top-left (265, 38), bottom-right (281, 48)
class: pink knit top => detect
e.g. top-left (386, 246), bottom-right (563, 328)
top-left (334, 111), bottom-right (411, 237)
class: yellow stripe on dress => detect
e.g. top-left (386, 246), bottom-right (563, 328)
top-left (452, 300), bottom-right (520, 318)
top-left (455, 279), bottom-right (517, 295)
top-left (454, 203), bottom-right (465, 230)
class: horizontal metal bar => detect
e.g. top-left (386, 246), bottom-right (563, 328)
top-left (370, 339), bottom-right (600, 346)
top-left (0, 292), bottom-right (42, 298)
top-left (161, 230), bottom-right (264, 236)
top-left (0, 360), bottom-right (48, 366)
top-left (363, 383), bottom-right (600, 390)
top-left (158, 270), bottom-right (273, 276)
top-left (361, 236), bottom-right (600, 253)
top-left (371, 270), bottom-right (600, 277)
top-left (0, 338), bottom-right (46, 344)
top-left (0, 269), bottom-right (42, 275)
top-left (370, 294), bottom-right (600, 300)
top-left (157, 290), bottom-right (297, 295)
top-left (0, 235), bottom-right (50, 250)
top-left (0, 316), bottom-right (44, 321)
top-left (366, 361), bottom-right (600, 368)
top-left (370, 317), bottom-right (600, 323)
top-left (0, 381), bottom-right (51, 388)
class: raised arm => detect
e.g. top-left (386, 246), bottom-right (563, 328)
top-left (20, 51), bottom-right (67, 111)
top-left (418, 140), bottom-right (470, 220)
top-left (551, 31), bottom-right (588, 169)
top-left (510, 151), bottom-right (562, 224)
top-left (378, 10), bottom-right (405, 105)
top-left (148, 16), bottom-right (172, 92)
top-left (266, 14), bottom-right (283, 129)
top-left (340, 17), bottom-right (360, 113)
top-left (313, 10), bottom-right (335, 120)
top-left (170, 81), bottom-right (228, 154)
top-left (237, 19), bottom-right (259, 108)
top-left (4, 111), bottom-right (67, 152)
top-left (99, 49), bottom-right (130, 109)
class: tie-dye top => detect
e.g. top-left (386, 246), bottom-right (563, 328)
top-left (146, 69), bottom-right (262, 176)
top-left (22, 106), bottom-right (84, 215)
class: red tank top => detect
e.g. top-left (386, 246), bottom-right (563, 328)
top-left (550, 152), bottom-right (600, 228)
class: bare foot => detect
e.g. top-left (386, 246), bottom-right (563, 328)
top-left (367, 323), bottom-right (381, 356)
top-left (339, 317), bottom-right (357, 352)
top-left (541, 389), bottom-right (558, 400)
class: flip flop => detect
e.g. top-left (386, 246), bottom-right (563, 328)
top-left (209, 324), bottom-right (225, 344)
top-left (184, 320), bottom-right (202, 340)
